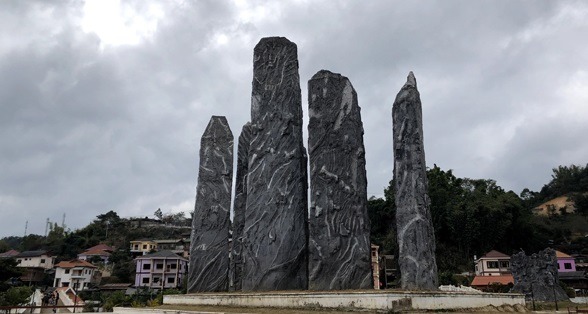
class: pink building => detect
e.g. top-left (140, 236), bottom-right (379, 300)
top-left (134, 250), bottom-right (187, 289)
top-left (556, 250), bottom-right (576, 272)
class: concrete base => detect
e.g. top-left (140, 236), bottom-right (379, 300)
top-left (163, 290), bottom-right (526, 312)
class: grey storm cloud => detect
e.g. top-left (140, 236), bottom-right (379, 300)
top-left (1, 0), bottom-right (587, 237)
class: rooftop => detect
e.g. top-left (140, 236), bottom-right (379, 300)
top-left (79, 248), bottom-right (111, 256)
top-left (479, 250), bottom-right (510, 259)
top-left (556, 250), bottom-right (573, 259)
top-left (471, 275), bottom-right (514, 286)
top-left (85, 243), bottom-right (114, 252)
top-left (0, 249), bottom-right (20, 258)
top-left (15, 250), bottom-right (50, 258)
top-left (135, 250), bottom-right (187, 261)
top-left (55, 259), bottom-right (97, 268)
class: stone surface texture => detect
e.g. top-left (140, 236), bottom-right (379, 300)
top-left (392, 72), bottom-right (439, 290)
top-left (307, 70), bottom-right (372, 290)
top-left (188, 116), bottom-right (233, 293)
top-left (229, 122), bottom-right (251, 291)
top-left (241, 37), bottom-right (308, 291)
top-left (510, 248), bottom-right (568, 301)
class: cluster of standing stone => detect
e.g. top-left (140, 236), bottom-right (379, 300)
top-left (510, 248), bottom-right (568, 301)
top-left (188, 36), bottom-right (439, 293)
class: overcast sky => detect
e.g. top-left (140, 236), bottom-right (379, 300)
top-left (1, 0), bottom-right (587, 238)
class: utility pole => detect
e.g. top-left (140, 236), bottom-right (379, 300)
top-left (24, 220), bottom-right (28, 237)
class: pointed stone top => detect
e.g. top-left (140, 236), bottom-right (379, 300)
top-left (405, 71), bottom-right (417, 88)
top-left (209, 115), bottom-right (228, 124)
top-left (310, 69), bottom-right (346, 81)
top-left (204, 116), bottom-right (231, 138)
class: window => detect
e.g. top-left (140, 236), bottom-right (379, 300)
top-left (143, 263), bottom-right (151, 270)
top-left (142, 277), bottom-right (149, 284)
top-left (153, 277), bottom-right (160, 283)
top-left (65, 269), bottom-right (70, 274)
top-left (486, 261), bottom-right (499, 269)
top-left (156, 263), bottom-right (164, 270)
top-left (499, 261), bottom-right (509, 268)
top-left (565, 263), bottom-right (573, 270)
top-left (169, 264), bottom-right (177, 269)
top-left (40, 259), bottom-right (46, 264)
top-left (167, 277), bottom-right (175, 284)
top-left (143, 245), bottom-right (147, 249)
top-left (63, 282), bottom-right (69, 287)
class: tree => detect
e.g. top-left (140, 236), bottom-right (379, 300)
top-left (0, 240), bottom-right (9, 253)
top-left (154, 208), bottom-right (163, 220)
top-left (109, 249), bottom-right (134, 283)
top-left (0, 286), bottom-right (32, 306)
top-left (571, 193), bottom-right (588, 216)
top-left (0, 259), bottom-right (23, 292)
top-left (367, 179), bottom-right (397, 255)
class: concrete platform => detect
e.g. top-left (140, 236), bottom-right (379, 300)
top-left (162, 290), bottom-right (526, 312)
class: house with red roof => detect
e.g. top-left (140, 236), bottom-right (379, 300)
top-left (78, 245), bottom-right (113, 264)
top-left (0, 249), bottom-right (20, 258)
top-left (54, 259), bottom-right (101, 291)
top-left (471, 250), bottom-right (514, 291)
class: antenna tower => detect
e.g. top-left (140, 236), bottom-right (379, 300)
top-left (45, 218), bottom-right (50, 236)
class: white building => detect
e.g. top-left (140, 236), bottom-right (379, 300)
top-left (54, 259), bottom-right (100, 291)
top-left (15, 250), bottom-right (55, 269)
top-left (474, 250), bottom-right (511, 276)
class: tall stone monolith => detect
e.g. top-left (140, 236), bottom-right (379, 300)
top-left (229, 122), bottom-right (251, 291)
top-left (241, 37), bottom-right (308, 291)
top-left (392, 72), bottom-right (438, 290)
top-left (188, 116), bottom-right (233, 293)
top-left (307, 70), bottom-right (372, 290)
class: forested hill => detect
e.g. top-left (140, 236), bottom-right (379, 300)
top-left (368, 163), bottom-right (588, 275)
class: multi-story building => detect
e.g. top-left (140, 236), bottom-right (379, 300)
top-left (134, 250), bottom-right (187, 289)
top-left (130, 239), bottom-right (157, 256)
top-left (130, 239), bottom-right (190, 258)
top-left (14, 250), bottom-right (56, 284)
top-left (53, 259), bottom-right (100, 291)
top-left (474, 250), bottom-right (511, 276)
top-left (15, 250), bottom-right (55, 269)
